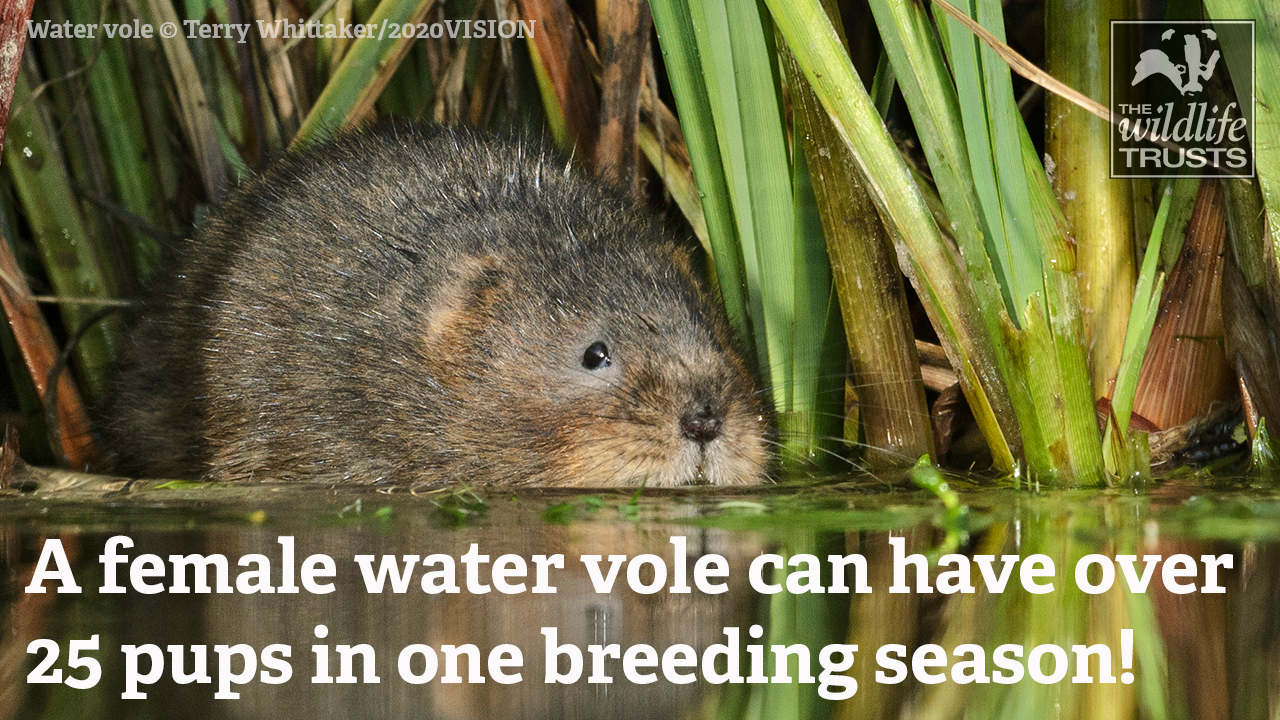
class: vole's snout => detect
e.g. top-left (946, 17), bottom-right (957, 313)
top-left (680, 403), bottom-right (725, 444)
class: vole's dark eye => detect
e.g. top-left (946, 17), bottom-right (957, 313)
top-left (582, 341), bottom-right (611, 370)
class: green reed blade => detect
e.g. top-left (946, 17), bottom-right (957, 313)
top-left (524, 34), bottom-right (571, 150)
top-left (787, 121), bottom-right (846, 465)
top-left (293, 0), bottom-right (438, 148)
top-left (649, 0), bottom-right (750, 335)
top-left (143, 0), bottom-right (229, 201)
top-left (687, 0), bottom-right (792, 406)
top-left (66, 1), bottom-right (166, 279)
top-left (4, 70), bottom-right (123, 402)
top-left (1106, 184), bottom-right (1174, 461)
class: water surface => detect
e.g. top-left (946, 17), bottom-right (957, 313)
top-left (2, 471), bottom-right (1277, 719)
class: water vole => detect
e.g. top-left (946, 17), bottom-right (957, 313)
top-left (111, 125), bottom-right (770, 486)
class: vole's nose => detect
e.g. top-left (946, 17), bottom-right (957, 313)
top-left (681, 403), bottom-right (724, 444)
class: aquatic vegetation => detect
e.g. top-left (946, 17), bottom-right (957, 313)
top-left (0, 0), bottom-right (1273, 486)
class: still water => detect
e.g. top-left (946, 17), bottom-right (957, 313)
top-left (1, 470), bottom-right (1277, 720)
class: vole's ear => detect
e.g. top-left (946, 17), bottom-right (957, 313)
top-left (457, 253), bottom-right (508, 306)
top-left (420, 254), bottom-right (508, 351)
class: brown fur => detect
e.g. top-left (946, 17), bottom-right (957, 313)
top-left (110, 125), bottom-right (770, 486)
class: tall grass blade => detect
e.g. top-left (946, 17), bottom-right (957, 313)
top-left (938, 0), bottom-right (1111, 483)
top-left (246, 0), bottom-right (304, 139)
top-left (292, 0), bottom-right (438, 148)
top-left (687, 0), bottom-right (792, 408)
top-left (1155, 178), bottom-right (1202, 268)
top-left (649, 0), bottom-right (751, 337)
top-left (66, 1), bottom-right (166, 278)
top-left (938, 0), bottom-right (1042, 315)
top-left (143, 0), bottom-right (228, 201)
top-left (890, 0), bottom-right (1105, 482)
top-left (4, 70), bottom-right (123, 403)
top-left (787, 123), bottom-right (847, 465)
top-left (1020, 129), bottom-right (1106, 485)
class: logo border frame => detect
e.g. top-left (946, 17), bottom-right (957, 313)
top-left (1109, 19), bottom-right (1256, 180)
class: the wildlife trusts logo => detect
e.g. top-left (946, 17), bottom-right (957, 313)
top-left (1110, 20), bottom-right (1254, 179)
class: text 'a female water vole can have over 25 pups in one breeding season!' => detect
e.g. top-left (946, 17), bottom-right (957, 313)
top-left (110, 125), bottom-right (772, 487)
